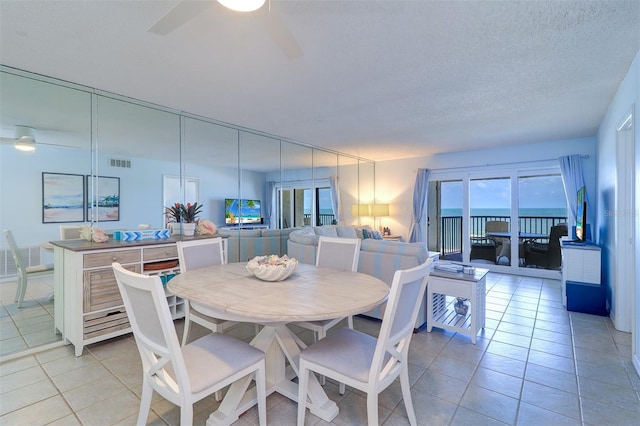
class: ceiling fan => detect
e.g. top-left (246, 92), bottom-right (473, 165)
top-left (147, 0), bottom-right (303, 59)
top-left (0, 126), bottom-right (77, 152)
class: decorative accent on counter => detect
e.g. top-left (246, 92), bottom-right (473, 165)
top-left (80, 225), bottom-right (109, 242)
top-left (197, 219), bottom-right (217, 235)
top-left (113, 229), bottom-right (170, 241)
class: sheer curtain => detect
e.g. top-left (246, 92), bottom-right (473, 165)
top-left (409, 168), bottom-right (429, 243)
top-left (559, 155), bottom-right (588, 222)
top-left (329, 176), bottom-right (342, 225)
top-left (265, 181), bottom-right (276, 228)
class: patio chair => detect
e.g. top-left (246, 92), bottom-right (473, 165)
top-left (111, 263), bottom-right (266, 426)
top-left (524, 223), bottom-right (568, 269)
top-left (297, 258), bottom-right (434, 426)
top-left (470, 237), bottom-right (497, 264)
top-left (3, 229), bottom-right (54, 308)
top-left (176, 238), bottom-right (238, 346)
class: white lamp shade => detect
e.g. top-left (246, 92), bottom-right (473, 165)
top-left (217, 0), bottom-right (265, 12)
top-left (371, 204), bottom-right (389, 217)
top-left (351, 204), bottom-right (371, 216)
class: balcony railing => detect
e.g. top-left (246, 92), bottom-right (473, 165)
top-left (441, 215), bottom-right (568, 256)
top-left (303, 213), bottom-right (336, 226)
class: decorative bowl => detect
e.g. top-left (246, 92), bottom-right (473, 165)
top-left (246, 255), bottom-right (298, 282)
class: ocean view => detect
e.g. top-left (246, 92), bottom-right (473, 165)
top-left (442, 208), bottom-right (567, 218)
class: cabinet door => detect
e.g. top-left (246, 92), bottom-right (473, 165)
top-left (83, 264), bottom-right (141, 312)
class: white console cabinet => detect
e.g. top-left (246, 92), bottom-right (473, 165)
top-left (560, 239), bottom-right (604, 313)
top-left (52, 236), bottom-right (226, 356)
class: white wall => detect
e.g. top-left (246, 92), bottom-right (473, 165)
top-left (375, 137), bottom-right (597, 241)
top-left (596, 49), bottom-right (639, 339)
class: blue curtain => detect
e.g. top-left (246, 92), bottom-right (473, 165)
top-left (265, 181), bottom-right (275, 228)
top-left (559, 155), bottom-right (587, 221)
top-left (409, 168), bottom-right (429, 243)
top-left (329, 176), bottom-right (342, 225)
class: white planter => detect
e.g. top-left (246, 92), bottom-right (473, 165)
top-left (170, 223), bottom-right (182, 235)
top-left (182, 223), bottom-right (196, 236)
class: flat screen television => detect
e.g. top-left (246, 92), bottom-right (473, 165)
top-left (575, 185), bottom-right (587, 241)
top-left (225, 198), bottom-right (261, 224)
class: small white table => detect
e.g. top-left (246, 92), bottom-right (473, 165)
top-left (426, 266), bottom-right (488, 344)
top-left (167, 262), bottom-right (389, 425)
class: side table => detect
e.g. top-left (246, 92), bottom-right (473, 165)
top-left (382, 235), bottom-right (402, 241)
top-left (426, 266), bottom-right (489, 344)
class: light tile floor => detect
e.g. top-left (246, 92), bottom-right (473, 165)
top-left (0, 274), bottom-right (61, 357)
top-left (1, 272), bottom-right (639, 425)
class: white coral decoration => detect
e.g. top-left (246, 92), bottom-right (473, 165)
top-left (80, 225), bottom-right (109, 242)
top-left (246, 255), bottom-right (298, 281)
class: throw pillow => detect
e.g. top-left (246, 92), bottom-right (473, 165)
top-left (314, 226), bottom-right (338, 237)
top-left (336, 226), bottom-right (357, 238)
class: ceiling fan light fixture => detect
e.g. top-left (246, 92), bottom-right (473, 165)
top-left (217, 0), bottom-right (265, 12)
top-left (15, 141), bottom-right (36, 152)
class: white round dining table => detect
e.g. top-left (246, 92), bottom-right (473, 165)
top-left (167, 262), bottom-right (389, 425)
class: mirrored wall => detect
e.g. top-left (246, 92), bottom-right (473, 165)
top-left (0, 66), bottom-right (375, 357)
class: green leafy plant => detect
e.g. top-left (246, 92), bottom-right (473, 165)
top-left (165, 202), bottom-right (182, 223)
top-left (180, 202), bottom-right (202, 223)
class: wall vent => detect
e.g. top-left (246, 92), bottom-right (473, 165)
top-left (110, 158), bottom-right (131, 168)
top-left (0, 246), bottom-right (43, 278)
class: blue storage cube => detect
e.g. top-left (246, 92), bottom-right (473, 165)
top-left (566, 281), bottom-right (607, 316)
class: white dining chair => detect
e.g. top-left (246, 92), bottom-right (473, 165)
top-left (3, 229), bottom-right (54, 308)
top-left (297, 257), bottom-right (434, 426)
top-left (58, 225), bottom-right (83, 240)
top-left (112, 263), bottom-right (267, 426)
top-left (176, 238), bottom-right (238, 346)
top-left (295, 236), bottom-right (361, 341)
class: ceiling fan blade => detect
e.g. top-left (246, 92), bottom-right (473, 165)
top-left (148, 0), bottom-right (214, 35)
top-left (0, 137), bottom-right (17, 143)
top-left (38, 142), bottom-right (80, 149)
top-left (263, 9), bottom-right (303, 59)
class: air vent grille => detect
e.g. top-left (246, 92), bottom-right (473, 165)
top-left (110, 158), bottom-right (131, 168)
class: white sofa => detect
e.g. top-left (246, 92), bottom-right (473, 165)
top-left (218, 228), bottom-right (298, 263)
top-left (287, 225), bottom-right (439, 329)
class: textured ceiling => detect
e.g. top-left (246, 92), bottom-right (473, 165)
top-left (0, 0), bottom-right (638, 161)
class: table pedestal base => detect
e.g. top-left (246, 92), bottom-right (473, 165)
top-left (207, 323), bottom-right (338, 425)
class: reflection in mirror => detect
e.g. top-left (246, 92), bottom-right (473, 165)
top-left (0, 67), bottom-right (378, 359)
top-left (359, 160), bottom-right (376, 230)
top-left (338, 155), bottom-right (360, 226)
top-left (95, 96), bottom-right (180, 230)
top-left (280, 142), bottom-right (312, 228)
top-left (183, 117), bottom-right (240, 260)
top-left (0, 71), bottom-right (91, 356)
top-left (313, 150), bottom-right (338, 226)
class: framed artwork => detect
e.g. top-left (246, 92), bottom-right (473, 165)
top-left (86, 175), bottom-right (120, 222)
top-left (42, 172), bottom-right (85, 223)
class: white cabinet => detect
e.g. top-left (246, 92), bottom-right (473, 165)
top-left (560, 239), bottom-right (602, 310)
top-left (56, 241), bottom-right (184, 356)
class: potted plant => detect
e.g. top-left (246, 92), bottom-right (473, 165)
top-left (165, 202), bottom-right (183, 235)
top-left (180, 202), bottom-right (202, 236)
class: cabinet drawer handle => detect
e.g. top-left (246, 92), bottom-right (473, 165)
top-left (112, 256), bottom-right (118, 261)
top-left (106, 310), bottom-right (123, 316)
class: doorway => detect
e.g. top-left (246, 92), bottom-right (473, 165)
top-left (614, 111), bottom-right (636, 334)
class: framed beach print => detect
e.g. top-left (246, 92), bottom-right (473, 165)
top-left (42, 172), bottom-right (85, 223)
top-left (86, 175), bottom-right (120, 222)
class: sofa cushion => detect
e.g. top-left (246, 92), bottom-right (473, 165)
top-left (289, 227), bottom-right (320, 246)
top-left (261, 229), bottom-right (281, 237)
top-left (336, 226), bottom-right (358, 238)
top-left (314, 226), bottom-right (338, 237)
top-left (360, 239), bottom-right (428, 263)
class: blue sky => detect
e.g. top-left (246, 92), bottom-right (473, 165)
top-left (441, 175), bottom-right (568, 210)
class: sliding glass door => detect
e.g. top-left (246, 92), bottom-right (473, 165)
top-left (428, 168), bottom-right (568, 277)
